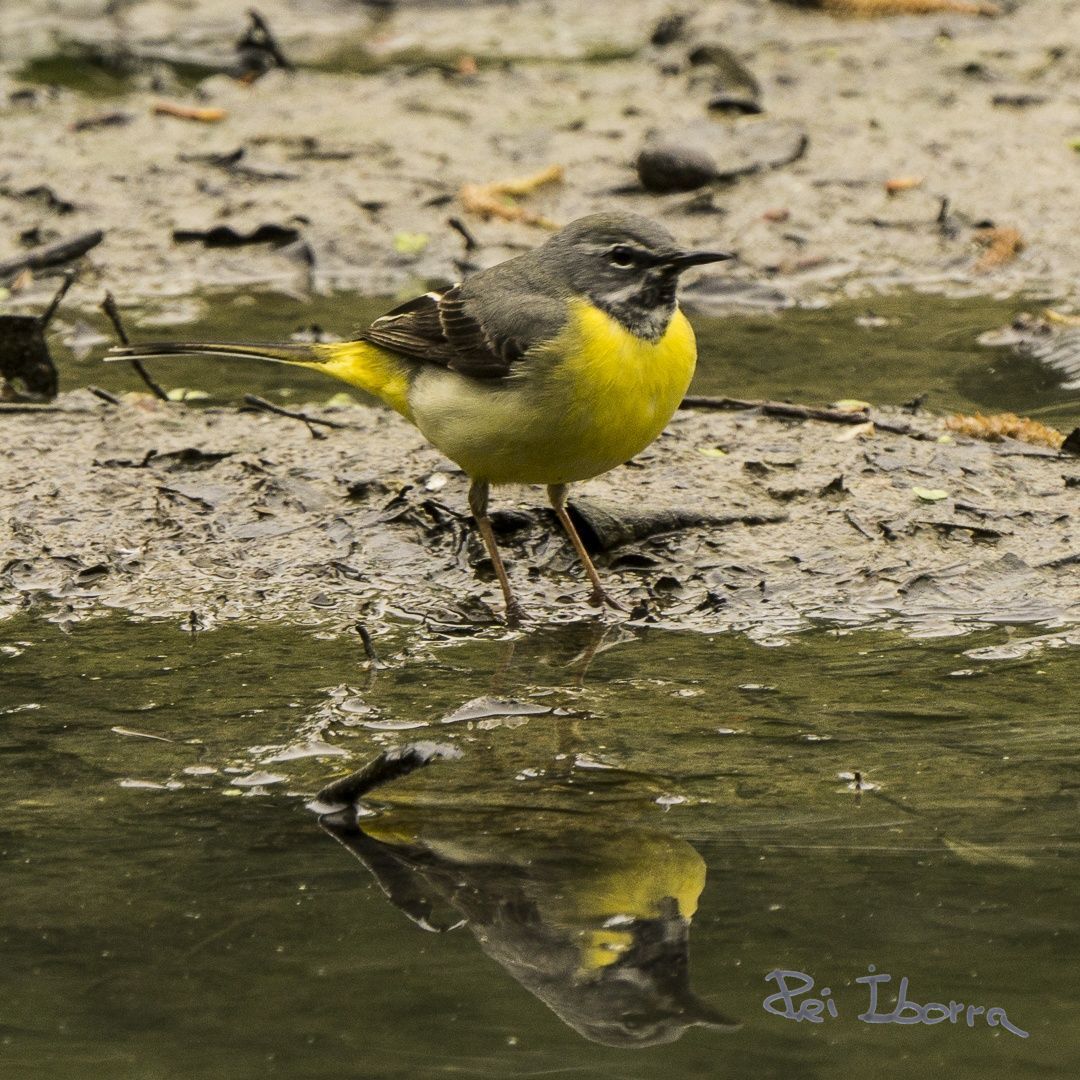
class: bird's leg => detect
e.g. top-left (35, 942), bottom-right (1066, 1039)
top-left (547, 484), bottom-right (625, 612)
top-left (468, 478), bottom-right (527, 626)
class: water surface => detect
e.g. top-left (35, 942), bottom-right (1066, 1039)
top-left (3, 616), bottom-right (1077, 1079)
top-left (53, 289), bottom-right (1080, 430)
top-left (8, 289), bottom-right (1078, 1078)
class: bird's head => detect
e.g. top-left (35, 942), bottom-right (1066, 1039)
top-left (540, 212), bottom-right (733, 340)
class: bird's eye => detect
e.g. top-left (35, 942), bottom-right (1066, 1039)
top-left (609, 245), bottom-right (636, 268)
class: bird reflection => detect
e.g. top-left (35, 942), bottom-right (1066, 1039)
top-left (312, 743), bottom-right (738, 1048)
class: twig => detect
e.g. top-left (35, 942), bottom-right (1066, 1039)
top-left (87, 385), bottom-right (121, 405)
top-left (447, 216), bottom-right (479, 251)
top-left (734, 131), bottom-right (809, 179)
top-left (245, 9), bottom-right (294, 71)
top-left (0, 230), bottom-right (103, 279)
top-left (354, 622), bottom-right (383, 667)
top-left (243, 394), bottom-right (353, 438)
top-left (100, 292), bottom-right (171, 401)
top-left (680, 394), bottom-right (936, 440)
top-left (152, 101), bottom-right (227, 123)
top-left (70, 111), bottom-right (133, 133)
top-left (917, 520), bottom-right (1006, 541)
top-left (1040, 551), bottom-right (1080, 569)
top-left (871, 416), bottom-right (933, 439)
top-left (287, 239), bottom-right (319, 296)
top-left (806, 0), bottom-right (1000, 13)
top-left (849, 216), bottom-right (925, 231)
top-left (683, 395), bottom-right (866, 423)
top-left (40, 270), bottom-right (76, 328)
top-left (843, 510), bottom-right (877, 540)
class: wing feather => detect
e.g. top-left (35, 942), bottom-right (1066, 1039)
top-left (361, 284), bottom-right (548, 380)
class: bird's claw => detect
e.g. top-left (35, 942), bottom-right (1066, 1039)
top-left (588, 588), bottom-right (626, 614)
top-left (504, 600), bottom-right (529, 627)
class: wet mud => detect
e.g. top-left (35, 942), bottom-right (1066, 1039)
top-left (2, 0), bottom-right (1078, 642)
top-left (2, 0), bottom-right (1079, 311)
top-left (2, 390), bottom-right (1077, 640)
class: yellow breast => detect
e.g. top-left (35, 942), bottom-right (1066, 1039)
top-left (408, 299), bottom-right (697, 486)
top-left (549, 299), bottom-right (697, 477)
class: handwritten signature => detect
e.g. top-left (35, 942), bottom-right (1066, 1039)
top-left (763, 967), bottom-right (1029, 1038)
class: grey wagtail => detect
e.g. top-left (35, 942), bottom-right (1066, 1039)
top-left (109, 212), bottom-right (732, 622)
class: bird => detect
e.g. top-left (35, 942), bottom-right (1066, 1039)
top-left (108, 212), bottom-right (732, 623)
top-left (315, 742), bottom-right (740, 1047)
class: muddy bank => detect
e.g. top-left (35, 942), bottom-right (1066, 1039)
top-left (2, 0), bottom-right (1079, 312)
top-left (2, 391), bottom-right (1077, 640)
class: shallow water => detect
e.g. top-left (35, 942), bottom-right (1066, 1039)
top-left (8, 290), bottom-right (1079, 1076)
top-left (3, 615), bottom-right (1078, 1079)
top-left (53, 289), bottom-right (1080, 429)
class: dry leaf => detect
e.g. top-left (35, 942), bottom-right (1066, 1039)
top-left (973, 226), bottom-right (1023, 272)
top-left (885, 175), bottom-right (923, 195)
top-left (945, 411), bottom-right (1065, 450)
top-left (459, 164), bottom-right (564, 228)
top-left (1043, 308), bottom-right (1080, 328)
top-left (152, 101), bottom-right (228, 123)
top-left (833, 421), bottom-right (875, 442)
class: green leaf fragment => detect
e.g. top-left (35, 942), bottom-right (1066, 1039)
top-left (393, 232), bottom-right (430, 255)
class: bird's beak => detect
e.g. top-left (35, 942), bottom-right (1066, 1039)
top-left (664, 249), bottom-right (736, 270)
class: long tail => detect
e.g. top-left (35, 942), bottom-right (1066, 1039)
top-left (108, 340), bottom-right (316, 366)
top-left (315, 742), bottom-right (461, 808)
top-left (106, 339), bottom-right (415, 418)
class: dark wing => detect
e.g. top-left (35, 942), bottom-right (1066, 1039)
top-left (361, 283), bottom-right (566, 380)
top-left (360, 290), bottom-right (459, 368)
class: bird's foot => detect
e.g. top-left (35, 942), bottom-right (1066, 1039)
top-left (588, 587), bottom-right (627, 614)
top-left (504, 599), bottom-right (529, 628)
